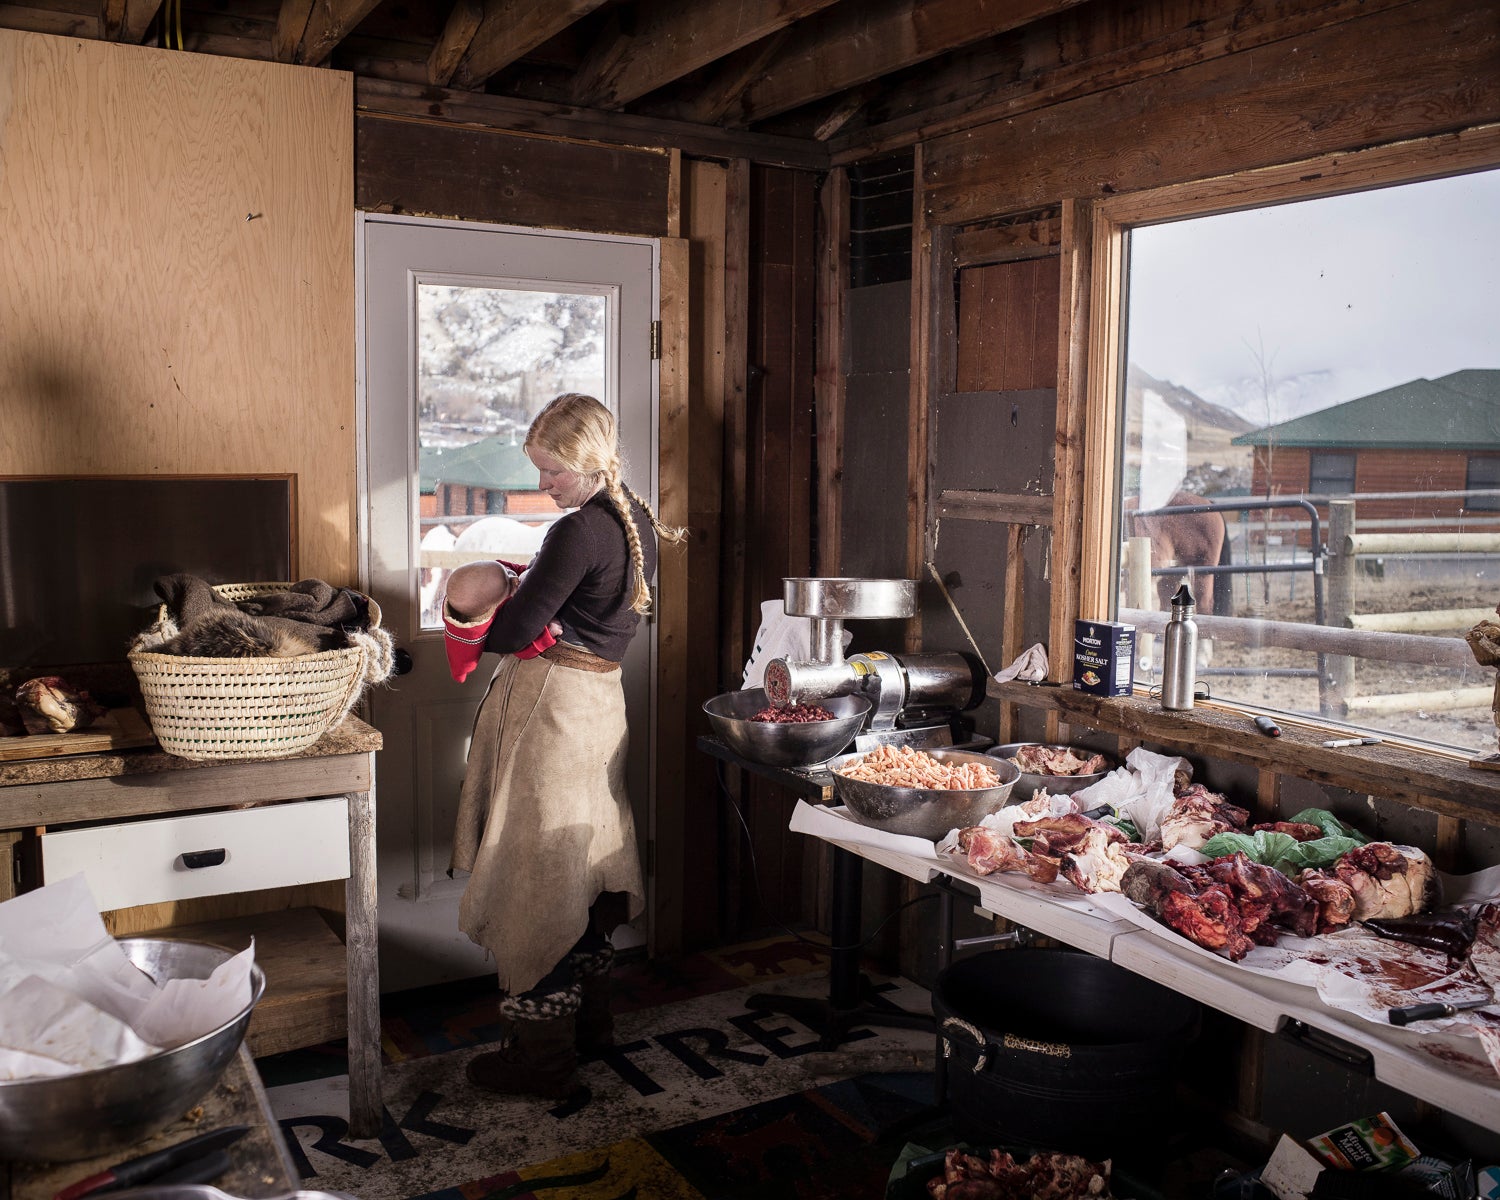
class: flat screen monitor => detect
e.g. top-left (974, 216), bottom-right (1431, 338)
top-left (0, 475), bottom-right (296, 668)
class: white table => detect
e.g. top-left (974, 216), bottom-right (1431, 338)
top-left (791, 802), bottom-right (1500, 1134)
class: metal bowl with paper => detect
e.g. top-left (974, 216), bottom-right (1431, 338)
top-left (0, 937), bottom-right (266, 1163)
top-left (703, 688), bottom-right (872, 768)
top-left (987, 742), bottom-right (1117, 802)
top-left (829, 747), bottom-right (1019, 841)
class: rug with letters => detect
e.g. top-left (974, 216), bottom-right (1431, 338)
top-left (261, 935), bottom-right (938, 1200)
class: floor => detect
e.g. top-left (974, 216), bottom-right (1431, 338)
top-left (259, 934), bottom-right (1252, 1200)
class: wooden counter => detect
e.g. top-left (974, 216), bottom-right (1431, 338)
top-left (989, 680), bottom-right (1500, 827)
top-left (0, 715), bottom-right (383, 1139)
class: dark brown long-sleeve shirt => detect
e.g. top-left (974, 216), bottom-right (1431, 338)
top-left (484, 492), bottom-right (658, 663)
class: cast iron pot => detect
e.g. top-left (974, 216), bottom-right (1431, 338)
top-left (934, 948), bottom-right (1201, 1161)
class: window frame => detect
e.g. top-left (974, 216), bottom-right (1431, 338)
top-left (1466, 455), bottom-right (1500, 513)
top-left (1077, 125), bottom-right (1500, 749)
top-left (1308, 451), bottom-right (1357, 497)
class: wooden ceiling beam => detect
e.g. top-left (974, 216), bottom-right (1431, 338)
top-left (355, 76), bottom-right (830, 171)
top-left (427, 0), bottom-right (484, 87)
top-left (570, 0), bottom-right (840, 110)
top-left (729, 0), bottom-right (1090, 125)
top-left (672, 30), bottom-right (790, 127)
top-left (450, 0), bottom-right (612, 93)
top-left (272, 0), bottom-right (314, 62)
top-left (295, 0), bottom-right (382, 67)
top-left (101, 0), bottom-right (164, 43)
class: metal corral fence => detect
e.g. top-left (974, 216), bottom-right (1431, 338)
top-left (1123, 491), bottom-right (1500, 717)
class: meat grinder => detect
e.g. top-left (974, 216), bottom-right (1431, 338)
top-left (762, 577), bottom-right (985, 752)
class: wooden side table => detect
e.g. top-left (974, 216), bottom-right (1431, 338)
top-left (0, 716), bottom-right (383, 1139)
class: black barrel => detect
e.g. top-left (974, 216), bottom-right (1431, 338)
top-left (934, 949), bottom-right (1201, 1159)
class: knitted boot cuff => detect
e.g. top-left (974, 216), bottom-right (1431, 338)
top-left (499, 982), bottom-right (582, 1021)
top-left (567, 943), bottom-right (616, 978)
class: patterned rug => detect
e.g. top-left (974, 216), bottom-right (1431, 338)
top-left (261, 935), bottom-right (940, 1199)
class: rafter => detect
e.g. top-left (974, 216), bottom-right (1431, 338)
top-left (101, 0), bottom-right (164, 43)
top-left (295, 0), bottom-right (382, 67)
top-left (427, 0), bottom-right (485, 87)
top-left (451, 0), bottom-right (611, 93)
top-left (273, 0), bottom-right (314, 63)
top-left (570, 0), bottom-right (840, 110)
top-left (729, 0), bottom-right (1089, 125)
top-left (668, 29), bottom-right (790, 127)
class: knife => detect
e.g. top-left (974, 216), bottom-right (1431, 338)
top-left (53, 1125), bottom-right (249, 1200)
top-left (1387, 996), bottom-right (1492, 1025)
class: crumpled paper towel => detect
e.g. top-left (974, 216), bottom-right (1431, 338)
top-left (1071, 746), bottom-right (1192, 844)
top-left (0, 874), bottom-right (255, 1081)
top-left (993, 643), bottom-right (1049, 683)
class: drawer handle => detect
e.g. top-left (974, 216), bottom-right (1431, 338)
top-left (179, 848), bottom-right (227, 870)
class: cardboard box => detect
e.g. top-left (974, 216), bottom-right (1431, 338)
top-left (1073, 619), bottom-right (1136, 696)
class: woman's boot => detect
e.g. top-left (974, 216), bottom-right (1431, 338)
top-left (466, 984), bottom-right (580, 1100)
top-left (569, 944), bottom-right (615, 1053)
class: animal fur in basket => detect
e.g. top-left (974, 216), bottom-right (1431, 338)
top-left (129, 581), bottom-right (395, 761)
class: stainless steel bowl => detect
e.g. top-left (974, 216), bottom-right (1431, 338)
top-left (0, 937), bottom-right (266, 1163)
top-left (703, 689), bottom-right (872, 768)
top-left (986, 742), bottom-right (1118, 802)
top-left (829, 748), bottom-right (1020, 840)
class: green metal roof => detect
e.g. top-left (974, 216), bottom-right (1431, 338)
top-left (419, 438), bottom-right (536, 493)
top-left (1231, 369), bottom-right (1500, 449)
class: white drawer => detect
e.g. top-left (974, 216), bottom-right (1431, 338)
top-left (40, 797), bottom-right (351, 911)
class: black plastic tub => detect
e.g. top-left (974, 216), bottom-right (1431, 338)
top-left (934, 949), bottom-right (1201, 1160)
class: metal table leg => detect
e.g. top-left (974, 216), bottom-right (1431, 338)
top-left (748, 845), bottom-right (935, 1050)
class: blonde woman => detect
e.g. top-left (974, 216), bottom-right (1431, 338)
top-left (442, 392), bottom-right (683, 1099)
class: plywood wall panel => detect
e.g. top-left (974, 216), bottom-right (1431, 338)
top-left (0, 30), bottom-right (355, 580)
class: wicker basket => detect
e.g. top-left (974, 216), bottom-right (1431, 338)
top-left (129, 582), bottom-right (383, 761)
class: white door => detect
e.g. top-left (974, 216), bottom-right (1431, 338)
top-left (359, 214), bottom-right (659, 991)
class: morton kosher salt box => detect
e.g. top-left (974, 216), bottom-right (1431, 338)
top-left (1073, 619), bottom-right (1136, 696)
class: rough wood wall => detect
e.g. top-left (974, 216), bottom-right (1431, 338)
top-left (679, 158), bottom-right (731, 948)
top-left (0, 29), bottom-right (356, 582)
top-left (355, 114), bottom-right (672, 237)
top-left (731, 165), bottom-right (821, 938)
top-left (920, 0), bottom-right (1500, 224)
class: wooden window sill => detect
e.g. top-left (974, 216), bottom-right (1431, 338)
top-left (989, 679), bottom-right (1500, 828)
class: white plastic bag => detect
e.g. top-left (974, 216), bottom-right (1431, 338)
top-left (742, 600), bottom-right (811, 689)
top-left (740, 598), bottom-right (853, 689)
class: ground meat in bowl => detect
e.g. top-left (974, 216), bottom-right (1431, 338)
top-left (751, 703), bottom-right (837, 723)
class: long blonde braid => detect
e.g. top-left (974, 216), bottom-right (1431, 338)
top-left (527, 393), bottom-right (686, 616)
top-left (601, 467), bottom-right (686, 614)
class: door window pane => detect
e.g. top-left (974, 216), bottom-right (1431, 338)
top-left (417, 283), bottom-right (608, 629)
top-left (1116, 168), bottom-right (1500, 754)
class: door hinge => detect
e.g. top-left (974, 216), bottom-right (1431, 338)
top-left (645, 837), bottom-right (655, 878)
top-left (650, 320), bottom-right (661, 360)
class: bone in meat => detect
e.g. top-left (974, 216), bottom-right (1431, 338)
top-left (1332, 842), bottom-right (1437, 921)
top-left (1298, 870), bottom-right (1357, 933)
top-left (1012, 813), bottom-right (1126, 857)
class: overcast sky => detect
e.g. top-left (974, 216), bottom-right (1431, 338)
top-left (1126, 166), bottom-right (1500, 424)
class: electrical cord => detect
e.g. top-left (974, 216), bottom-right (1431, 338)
top-left (714, 758), bottom-right (937, 953)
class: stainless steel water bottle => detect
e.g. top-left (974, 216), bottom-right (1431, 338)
top-left (1160, 584), bottom-right (1198, 711)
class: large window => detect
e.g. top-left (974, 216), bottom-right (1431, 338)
top-left (1105, 161), bottom-right (1500, 756)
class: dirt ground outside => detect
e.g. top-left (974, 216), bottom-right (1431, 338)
top-left (1133, 556), bottom-right (1500, 757)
